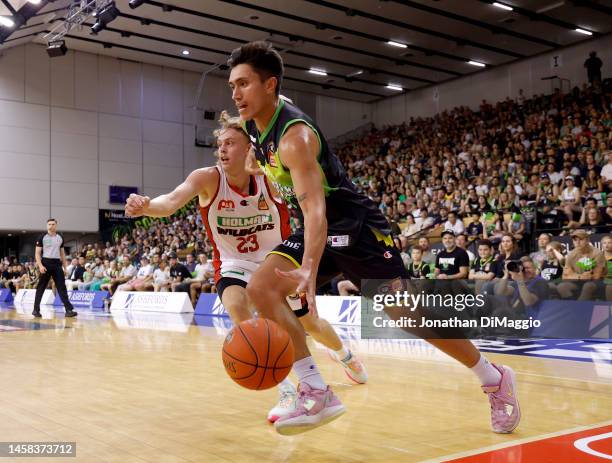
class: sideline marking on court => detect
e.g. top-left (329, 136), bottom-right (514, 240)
top-left (421, 420), bottom-right (612, 463)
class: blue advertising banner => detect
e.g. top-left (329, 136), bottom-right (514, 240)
top-left (0, 288), bottom-right (13, 303)
top-left (53, 290), bottom-right (109, 309)
top-left (195, 293), bottom-right (229, 317)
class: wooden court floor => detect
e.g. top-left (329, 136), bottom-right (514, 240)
top-left (0, 306), bottom-right (610, 463)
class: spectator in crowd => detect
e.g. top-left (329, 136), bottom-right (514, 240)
top-left (116, 257), bottom-right (153, 292)
top-left (494, 256), bottom-right (550, 313)
top-left (0, 263), bottom-right (7, 289)
top-left (184, 253), bottom-right (197, 274)
top-left (169, 253), bottom-right (193, 293)
top-left (406, 246), bottom-right (432, 279)
top-left (435, 231), bottom-right (469, 280)
top-left (559, 229), bottom-right (606, 300)
top-left (584, 51), bottom-right (603, 85)
top-left (558, 176), bottom-right (581, 222)
top-left (540, 241), bottom-right (565, 281)
top-left (153, 260), bottom-right (171, 292)
top-left (494, 234), bottom-right (523, 278)
top-left (187, 253), bottom-right (214, 304)
top-left (455, 234), bottom-right (475, 263)
top-left (444, 211), bottom-right (465, 236)
top-left (79, 257), bottom-right (104, 291)
top-left (469, 240), bottom-right (498, 282)
top-left (530, 233), bottom-right (552, 270)
top-left (65, 256), bottom-right (86, 291)
top-left (602, 235), bottom-right (612, 301)
top-left (108, 255), bottom-right (136, 295)
top-left (466, 212), bottom-right (483, 242)
top-left (418, 236), bottom-right (436, 265)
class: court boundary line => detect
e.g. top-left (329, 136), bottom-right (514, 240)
top-left (419, 419), bottom-right (612, 463)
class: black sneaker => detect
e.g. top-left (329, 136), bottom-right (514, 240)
top-left (65, 310), bottom-right (78, 318)
top-left (32, 310), bottom-right (41, 318)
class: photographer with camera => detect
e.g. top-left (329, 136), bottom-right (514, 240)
top-left (494, 256), bottom-right (550, 314)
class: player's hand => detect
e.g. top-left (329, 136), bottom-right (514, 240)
top-left (275, 258), bottom-right (318, 317)
top-left (244, 145), bottom-right (263, 175)
top-left (38, 264), bottom-right (46, 274)
top-left (125, 194), bottom-right (151, 217)
top-left (580, 271), bottom-right (593, 280)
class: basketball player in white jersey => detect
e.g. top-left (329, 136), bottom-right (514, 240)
top-left (125, 110), bottom-right (367, 423)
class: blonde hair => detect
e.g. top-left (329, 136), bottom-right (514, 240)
top-left (213, 110), bottom-right (248, 140)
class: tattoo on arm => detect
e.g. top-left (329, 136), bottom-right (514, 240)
top-left (297, 192), bottom-right (308, 203)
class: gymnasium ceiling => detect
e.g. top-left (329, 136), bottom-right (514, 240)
top-left (1, 0), bottom-right (611, 102)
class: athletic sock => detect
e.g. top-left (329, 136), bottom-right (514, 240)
top-left (278, 377), bottom-right (295, 393)
top-left (292, 356), bottom-right (327, 390)
top-left (471, 354), bottom-right (502, 386)
top-left (334, 346), bottom-right (351, 363)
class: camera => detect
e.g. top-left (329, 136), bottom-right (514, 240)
top-left (506, 260), bottom-right (523, 273)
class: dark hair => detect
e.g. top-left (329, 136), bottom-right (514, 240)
top-left (47, 218), bottom-right (57, 223)
top-left (228, 41), bottom-right (283, 96)
top-left (478, 239), bottom-right (492, 248)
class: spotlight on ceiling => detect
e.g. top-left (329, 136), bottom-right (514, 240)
top-left (46, 40), bottom-right (67, 58)
top-left (90, 1), bottom-right (119, 34)
top-left (128, 0), bottom-right (146, 9)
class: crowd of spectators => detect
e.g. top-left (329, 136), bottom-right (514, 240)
top-left (1, 81), bottom-right (611, 305)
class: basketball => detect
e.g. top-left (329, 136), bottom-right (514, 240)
top-left (222, 318), bottom-right (294, 390)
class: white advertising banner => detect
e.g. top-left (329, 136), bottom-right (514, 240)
top-left (14, 289), bottom-right (55, 306)
top-left (110, 292), bottom-right (194, 313)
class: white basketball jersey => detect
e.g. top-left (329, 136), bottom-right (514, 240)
top-left (201, 166), bottom-right (290, 282)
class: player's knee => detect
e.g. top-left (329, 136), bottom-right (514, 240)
top-left (246, 283), bottom-right (279, 315)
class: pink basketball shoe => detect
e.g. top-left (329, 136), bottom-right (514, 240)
top-left (482, 364), bottom-right (521, 433)
top-left (274, 383), bottom-right (346, 435)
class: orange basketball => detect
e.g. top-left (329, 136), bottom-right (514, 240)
top-left (222, 318), bottom-right (294, 390)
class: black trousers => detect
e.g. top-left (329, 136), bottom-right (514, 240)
top-left (34, 258), bottom-right (74, 312)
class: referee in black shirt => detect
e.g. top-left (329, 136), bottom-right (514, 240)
top-left (33, 219), bottom-right (77, 318)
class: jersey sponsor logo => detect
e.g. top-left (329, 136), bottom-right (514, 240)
top-left (328, 235), bottom-right (349, 248)
top-left (240, 199), bottom-right (249, 207)
top-left (217, 199), bottom-right (235, 211)
top-left (217, 223), bottom-right (275, 237)
top-left (217, 214), bottom-right (273, 228)
top-left (383, 251), bottom-right (392, 259)
top-left (282, 239), bottom-right (301, 250)
top-left (257, 194), bottom-right (269, 210)
top-left (267, 141), bottom-right (277, 167)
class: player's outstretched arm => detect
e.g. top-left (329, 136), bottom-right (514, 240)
top-left (125, 168), bottom-right (217, 218)
top-left (275, 123), bottom-right (327, 314)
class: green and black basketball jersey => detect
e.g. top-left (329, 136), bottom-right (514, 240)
top-left (244, 99), bottom-right (390, 238)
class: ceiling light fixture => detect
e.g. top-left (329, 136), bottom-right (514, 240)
top-left (386, 84), bottom-right (403, 91)
top-left (387, 40), bottom-right (408, 48)
top-left (0, 16), bottom-right (15, 28)
top-left (181, 49), bottom-right (190, 55)
top-left (575, 28), bottom-right (592, 35)
top-left (492, 2), bottom-right (513, 11)
top-left (468, 60), bottom-right (486, 67)
top-left (308, 68), bottom-right (327, 76)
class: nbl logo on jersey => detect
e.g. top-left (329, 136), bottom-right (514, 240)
top-left (217, 200), bottom-right (235, 211)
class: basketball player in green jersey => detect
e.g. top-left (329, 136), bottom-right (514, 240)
top-left (228, 41), bottom-right (520, 436)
